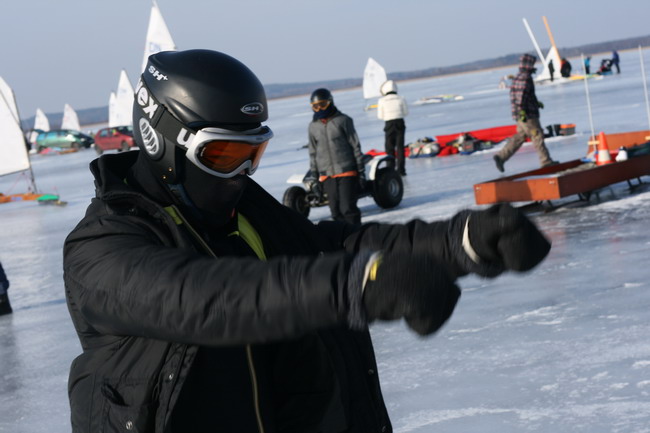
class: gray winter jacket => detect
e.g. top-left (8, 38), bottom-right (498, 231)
top-left (308, 111), bottom-right (365, 177)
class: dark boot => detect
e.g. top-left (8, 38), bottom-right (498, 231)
top-left (0, 293), bottom-right (12, 316)
top-left (493, 155), bottom-right (505, 172)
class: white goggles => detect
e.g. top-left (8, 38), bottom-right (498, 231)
top-left (184, 126), bottom-right (274, 178)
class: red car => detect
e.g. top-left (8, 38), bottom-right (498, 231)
top-left (94, 126), bottom-right (136, 154)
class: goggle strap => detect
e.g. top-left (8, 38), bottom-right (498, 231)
top-left (135, 76), bottom-right (197, 146)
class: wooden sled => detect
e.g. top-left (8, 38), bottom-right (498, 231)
top-left (473, 130), bottom-right (650, 208)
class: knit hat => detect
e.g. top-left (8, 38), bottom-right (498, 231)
top-left (519, 54), bottom-right (537, 71)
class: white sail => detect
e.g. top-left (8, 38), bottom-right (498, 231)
top-left (363, 57), bottom-right (388, 99)
top-left (115, 70), bottom-right (134, 127)
top-left (34, 108), bottom-right (50, 132)
top-left (522, 17), bottom-right (565, 83)
top-left (0, 76), bottom-right (19, 123)
top-left (61, 103), bottom-right (81, 131)
top-left (108, 92), bottom-right (117, 128)
top-left (30, 108), bottom-right (50, 143)
top-left (538, 45), bottom-right (562, 82)
top-left (141, 0), bottom-right (176, 72)
top-left (0, 76), bottom-right (30, 176)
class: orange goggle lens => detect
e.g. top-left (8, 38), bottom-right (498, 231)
top-left (311, 100), bottom-right (331, 111)
top-left (197, 140), bottom-right (269, 174)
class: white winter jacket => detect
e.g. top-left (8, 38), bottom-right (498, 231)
top-left (377, 94), bottom-right (409, 121)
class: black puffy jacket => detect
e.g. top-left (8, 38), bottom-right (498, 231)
top-left (63, 151), bottom-right (468, 433)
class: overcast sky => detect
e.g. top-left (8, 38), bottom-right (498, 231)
top-left (2, 0), bottom-right (649, 118)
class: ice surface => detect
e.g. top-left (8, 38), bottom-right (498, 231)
top-left (1, 49), bottom-right (650, 432)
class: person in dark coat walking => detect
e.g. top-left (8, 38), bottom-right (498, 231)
top-left (494, 54), bottom-right (558, 172)
top-left (0, 261), bottom-right (11, 316)
top-left (548, 59), bottom-right (555, 82)
top-left (308, 88), bottom-right (365, 224)
top-left (63, 49), bottom-right (552, 433)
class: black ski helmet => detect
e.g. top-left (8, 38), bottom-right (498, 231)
top-left (310, 88), bottom-right (333, 105)
top-left (133, 49), bottom-right (269, 183)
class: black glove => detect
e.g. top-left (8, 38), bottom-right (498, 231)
top-left (357, 171), bottom-right (366, 191)
top-left (537, 101), bottom-right (545, 109)
top-left (362, 252), bottom-right (460, 336)
top-left (465, 203), bottom-right (551, 276)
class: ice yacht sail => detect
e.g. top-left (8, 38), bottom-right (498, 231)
top-left (363, 57), bottom-right (387, 110)
top-left (108, 69), bottom-right (134, 127)
top-left (0, 77), bottom-right (62, 204)
top-left (141, 0), bottom-right (176, 72)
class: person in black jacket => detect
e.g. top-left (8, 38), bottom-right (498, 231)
top-left (0, 260), bottom-right (11, 316)
top-left (63, 49), bottom-right (552, 433)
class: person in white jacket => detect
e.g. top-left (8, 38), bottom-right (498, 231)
top-left (377, 80), bottom-right (409, 176)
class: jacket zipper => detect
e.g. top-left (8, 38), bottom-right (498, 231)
top-left (165, 205), bottom-right (265, 433)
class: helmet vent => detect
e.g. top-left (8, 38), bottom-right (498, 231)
top-left (139, 118), bottom-right (160, 157)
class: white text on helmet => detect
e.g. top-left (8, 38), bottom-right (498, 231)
top-left (135, 79), bottom-right (159, 120)
top-left (241, 102), bottom-right (264, 116)
top-left (148, 66), bottom-right (168, 81)
top-left (177, 128), bottom-right (195, 148)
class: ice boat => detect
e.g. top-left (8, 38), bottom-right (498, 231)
top-left (0, 76), bottom-right (63, 205)
top-left (522, 16), bottom-right (599, 85)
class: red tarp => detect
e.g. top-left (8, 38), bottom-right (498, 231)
top-left (435, 124), bottom-right (517, 146)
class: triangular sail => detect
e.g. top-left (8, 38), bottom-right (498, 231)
top-left (61, 103), bottom-right (81, 131)
top-left (522, 16), bottom-right (565, 83)
top-left (108, 92), bottom-right (117, 128)
top-left (0, 76), bottom-right (19, 123)
top-left (115, 70), bottom-right (134, 126)
top-left (363, 57), bottom-right (387, 99)
top-left (538, 46), bottom-right (562, 82)
top-left (34, 108), bottom-right (50, 132)
top-left (0, 76), bottom-right (31, 177)
top-left (30, 108), bottom-right (50, 143)
top-left (141, 0), bottom-right (176, 72)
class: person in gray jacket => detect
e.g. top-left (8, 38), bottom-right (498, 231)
top-left (377, 80), bottom-right (409, 176)
top-left (308, 88), bottom-right (365, 224)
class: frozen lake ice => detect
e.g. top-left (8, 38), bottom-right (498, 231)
top-left (1, 48), bottom-right (650, 432)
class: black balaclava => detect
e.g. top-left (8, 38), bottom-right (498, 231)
top-left (128, 149), bottom-right (248, 230)
top-left (179, 155), bottom-right (248, 228)
top-left (313, 104), bottom-right (337, 121)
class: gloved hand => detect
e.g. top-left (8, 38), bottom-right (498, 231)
top-left (518, 109), bottom-right (527, 123)
top-left (464, 203), bottom-right (551, 276)
top-left (362, 252), bottom-right (460, 336)
top-left (537, 101), bottom-right (545, 109)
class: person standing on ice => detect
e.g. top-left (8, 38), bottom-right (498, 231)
top-left (377, 79), bottom-right (409, 176)
top-left (494, 53), bottom-right (558, 173)
top-left (0, 260), bottom-right (11, 316)
top-left (611, 50), bottom-right (620, 74)
top-left (63, 49), bottom-right (552, 433)
top-left (308, 88), bottom-right (365, 224)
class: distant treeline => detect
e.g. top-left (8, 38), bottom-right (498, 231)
top-left (22, 34), bottom-right (650, 129)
